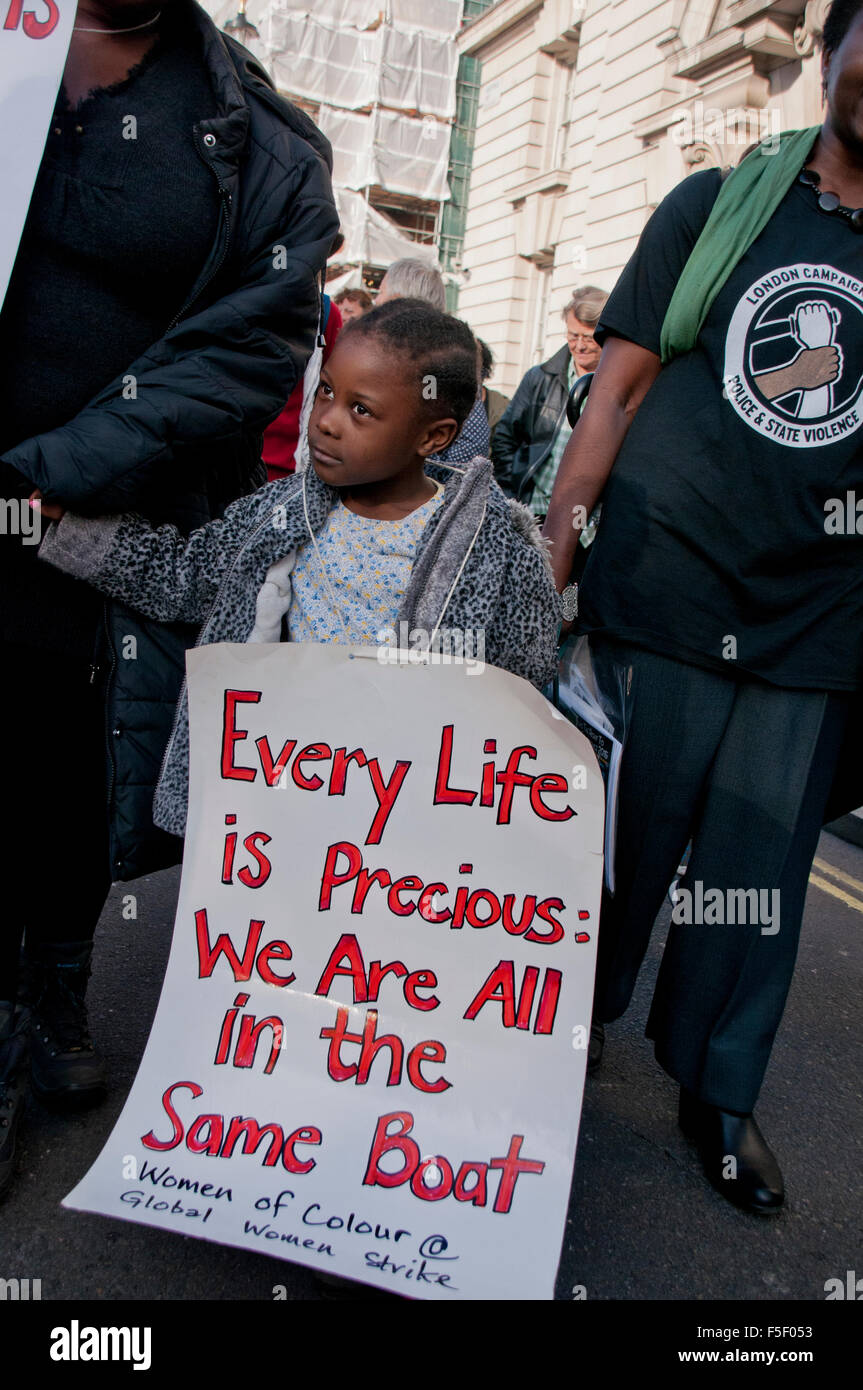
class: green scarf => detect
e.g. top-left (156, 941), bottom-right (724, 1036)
top-left (659, 127), bottom-right (821, 364)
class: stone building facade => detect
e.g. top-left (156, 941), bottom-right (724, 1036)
top-left (456, 0), bottom-right (830, 393)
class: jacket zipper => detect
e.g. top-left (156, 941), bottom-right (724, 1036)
top-left (142, 141), bottom-right (236, 802)
top-left (88, 608), bottom-right (103, 687)
top-left (106, 121), bottom-right (235, 848)
top-left (101, 600), bottom-right (118, 834)
top-left (166, 141), bottom-right (233, 333)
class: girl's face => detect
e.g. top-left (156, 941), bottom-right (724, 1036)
top-left (308, 335), bottom-right (457, 489)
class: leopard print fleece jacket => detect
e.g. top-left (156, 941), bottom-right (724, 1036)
top-left (39, 456), bottom-right (562, 836)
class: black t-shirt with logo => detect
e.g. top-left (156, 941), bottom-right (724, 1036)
top-left (581, 168), bottom-right (863, 691)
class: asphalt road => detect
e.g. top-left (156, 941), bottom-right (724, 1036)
top-left (1, 831), bottom-right (860, 1302)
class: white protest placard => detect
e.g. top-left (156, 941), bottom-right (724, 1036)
top-left (65, 643), bottom-right (604, 1300)
top-left (0, 1), bottom-right (76, 310)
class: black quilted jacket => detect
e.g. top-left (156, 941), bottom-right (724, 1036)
top-left (2, 1), bottom-right (339, 881)
top-left (491, 344), bottom-right (571, 500)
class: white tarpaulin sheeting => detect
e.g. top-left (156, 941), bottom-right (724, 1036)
top-left (334, 188), bottom-right (440, 267)
top-left (318, 107), bottom-right (371, 190)
top-left (258, 0), bottom-right (462, 37)
top-left (374, 106), bottom-right (451, 199)
top-left (391, 0), bottom-right (462, 36)
top-left (261, 0), bottom-right (384, 29)
top-left (261, 12), bottom-right (457, 118)
top-left (381, 27), bottom-right (458, 117)
top-left (324, 266), bottom-right (365, 295)
top-left (264, 13), bottom-right (378, 110)
top-left (204, 0), bottom-right (459, 226)
top-left (320, 105), bottom-right (451, 201)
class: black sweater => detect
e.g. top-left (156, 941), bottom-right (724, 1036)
top-left (0, 8), bottom-right (219, 655)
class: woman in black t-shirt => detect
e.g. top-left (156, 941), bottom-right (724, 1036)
top-left (543, 0), bottom-right (863, 1215)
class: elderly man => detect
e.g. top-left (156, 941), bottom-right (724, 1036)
top-left (376, 257), bottom-right (447, 310)
top-left (492, 286), bottom-right (608, 514)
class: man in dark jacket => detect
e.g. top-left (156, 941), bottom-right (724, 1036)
top-left (0, 0), bottom-right (338, 1198)
top-left (492, 344), bottom-right (570, 499)
top-left (492, 286), bottom-right (607, 503)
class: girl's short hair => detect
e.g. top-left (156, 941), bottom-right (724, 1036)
top-left (341, 298), bottom-right (478, 429)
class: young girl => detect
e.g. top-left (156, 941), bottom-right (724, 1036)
top-left (36, 299), bottom-right (561, 844)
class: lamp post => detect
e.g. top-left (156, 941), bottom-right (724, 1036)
top-left (223, 1), bottom-right (259, 45)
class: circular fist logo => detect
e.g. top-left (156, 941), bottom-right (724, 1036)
top-left (723, 265), bottom-right (863, 447)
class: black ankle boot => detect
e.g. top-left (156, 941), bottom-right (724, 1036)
top-left (0, 1002), bottom-right (29, 1201)
top-left (28, 942), bottom-right (106, 1109)
top-left (679, 1087), bottom-right (784, 1215)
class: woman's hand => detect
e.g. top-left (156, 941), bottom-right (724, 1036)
top-left (29, 489), bottom-right (66, 523)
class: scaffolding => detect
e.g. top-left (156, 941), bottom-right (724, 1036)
top-left (248, 0), bottom-right (464, 291)
top-left (439, 0), bottom-right (496, 309)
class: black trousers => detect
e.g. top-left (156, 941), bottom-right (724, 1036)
top-left (0, 640), bottom-right (112, 994)
top-left (591, 638), bottom-right (852, 1114)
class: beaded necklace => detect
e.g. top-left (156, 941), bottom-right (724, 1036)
top-left (798, 166), bottom-right (863, 232)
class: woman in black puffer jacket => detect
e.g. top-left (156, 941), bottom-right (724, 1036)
top-left (0, 0), bottom-right (338, 1197)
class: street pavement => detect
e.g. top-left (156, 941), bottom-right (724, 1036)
top-left (1, 831), bottom-right (860, 1302)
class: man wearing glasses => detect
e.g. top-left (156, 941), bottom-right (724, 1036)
top-left (492, 286), bottom-right (608, 517)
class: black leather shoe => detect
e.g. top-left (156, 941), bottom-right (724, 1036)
top-left (679, 1088), bottom-right (784, 1215)
top-left (0, 1003), bottom-right (29, 1201)
top-left (587, 1020), bottom-right (605, 1074)
top-left (27, 942), bottom-right (106, 1109)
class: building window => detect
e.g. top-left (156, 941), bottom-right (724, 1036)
top-left (463, 0), bottom-right (497, 18)
top-left (531, 262), bottom-right (553, 368)
top-left (549, 61), bottom-right (576, 171)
